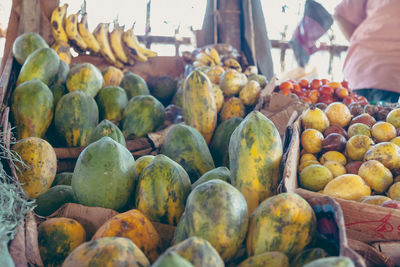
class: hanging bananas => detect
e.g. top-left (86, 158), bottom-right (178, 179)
top-left (65, 12), bottom-right (88, 53)
top-left (122, 26), bottom-right (148, 62)
top-left (93, 23), bottom-right (124, 68)
top-left (50, 4), bottom-right (69, 43)
top-left (110, 22), bottom-right (130, 64)
top-left (78, 13), bottom-right (101, 54)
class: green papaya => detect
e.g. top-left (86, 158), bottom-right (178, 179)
top-left (172, 82), bottom-right (183, 108)
top-left (88, 119), bottom-right (126, 146)
top-left (51, 60), bottom-right (70, 86)
top-left (72, 136), bottom-right (137, 210)
top-left (161, 124), bottom-right (215, 183)
top-left (52, 172), bottom-right (73, 186)
top-left (66, 62), bottom-right (104, 97)
top-left (34, 185), bottom-right (76, 216)
top-left (121, 95), bottom-right (165, 139)
top-left (304, 257), bottom-right (355, 267)
top-left (210, 117), bottom-right (243, 167)
top-left (229, 111), bottom-right (282, 214)
top-left (55, 90), bottom-right (99, 147)
top-left (136, 155), bottom-right (155, 177)
top-left (135, 154), bottom-right (191, 225)
top-left (16, 47), bottom-right (60, 86)
top-left (11, 78), bottom-right (54, 140)
top-left (237, 251), bottom-right (289, 267)
top-left (95, 86), bottom-right (128, 122)
top-left (174, 180), bottom-right (248, 261)
top-left (152, 251), bottom-right (194, 267)
top-left (191, 167), bottom-right (230, 190)
top-left (49, 83), bottom-right (68, 108)
top-left (148, 75), bottom-right (178, 105)
top-left (120, 71), bottom-right (150, 99)
top-left (12, 32), bottom-right (49, 65)
top-left (291, 248), bottom-right (327, 267)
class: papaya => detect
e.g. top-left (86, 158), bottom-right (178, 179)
top-left (166, 236), bottom-right (224, 267)
top-left (135, 154), bottom-right (191, 225)
top-left (12, 78), bottom-right (54, 140)
top-left (161, 124), bottom-right (215, 183)
top-left (51, 41), bottom-right (72, 65)
top-left (55, 90), bottom-right (99, 147)
top-left (13, 137), bottom-right (57, 198)
top-left (66, 62), bottom-right (104, 97)
top-left (291, 248), bottom-right (327, 267)
top-left (303, 256), bottom-right (355, 267)
top-left (120, 71), bottom-right (150, 99)
top-left (172, 81), bottom-right (184, 108)
top-left (16, 47), bottom-right (60, 86)
top-left (95, 86), bottom-right (128, 123)
top-left (102, 66), bottom-right (124, 87)
top-left (148, 75), bottom-right (178, 105)
top-left (229, 111), bottom-right (282, 213)
top-left (246, 193), bottom-right (316, 258)
top-left (152, 251), bottom-right (193, 267)
top-left (220, 97), bottom-right (246, 122)
top-left (182, 70), bottom-right (217, 143)
top-left (88, 119), bottom-right (126, 146)
top-left (205, 65), bottom-right (224, 84)
top-left (49, 83), bottom-right (68, 110)
top-left (210, 117), bottom-right (243, 167)
top-left (237, 251), bottom-right (289, 267)
top-left (92, 209), bottom-right (161, 262)
top-left (136, 155), bottom-right (155, 177)
top-left (62, 237), bottom-right (150, 267)
top-left (38, 217), bottom-right (86, 267)
top-left (191, 167), bottom-right (231, 190)
top-left (52, 172), bottom-right (73, 186)
top-left (72, 136), bottom-right (137, 210)
top-left (174, 180), bottom-right (248, 261)
top-left (51, 60), bottom-right (70, 86)
top-left (239, 80), bottom-right (261, 106)
top-left (34, 185), bottom-right (76, 216)
top-left (212, 84), bottom-right (224, 112)
top-left (121, 95), bottom-right (165, 139)
top-left (12, 32), bottom-right (49, 65)
top-left (219, 69), bottom-right (246, 96)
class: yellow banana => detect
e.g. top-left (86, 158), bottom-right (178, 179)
top-left (109, 23), bottom-right (129, 64)
top-left (223, 58), bottom-right (242, 72)
top-left (122, 26), bottom-right (148, 62)
top-left (205, 47), bottom-right (221, 65)
top-left (65, 12), bottom-right (88, 53)
top-left (50, 4), bottom-right (68, 43)
top-left (93, 23), bottom-right (124, 68)
top-left (195, 52), bottom-right (215, 66)
top-left (78, 13), bottom-right (101, 54)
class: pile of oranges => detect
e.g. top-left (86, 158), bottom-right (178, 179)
top-left (278, 78), bottom-right (368, 106)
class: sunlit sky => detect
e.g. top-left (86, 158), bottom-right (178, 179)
top-left (1, 0), bottom-right (347, 80)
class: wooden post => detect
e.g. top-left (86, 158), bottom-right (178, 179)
top-left (18, 0), bottom-right (41, 34)
top-left (218, 0), bottom-right (241, 53)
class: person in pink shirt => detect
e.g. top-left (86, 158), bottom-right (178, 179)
top-left (334, 0), bottom-right (400, 103)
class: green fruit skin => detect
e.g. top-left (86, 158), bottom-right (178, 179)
top-left (120, 72), bottom-right (150, 99)
top-left (149, 75), bottom-right (178, 104)
top-left (122, 95), bottom-right (165, 138)
top-left (191, 167), bottom-right (231, 190)
top-left (96, 86), bottom-right (128, 122)
top-left (238, 251), bottom-right (289, 267)
top-left (303, 256), bottom-right (355, 267)
top-left (51, 60), bottom-right (70, 86)
top-left (152, 251), bottom-right (194, 267)
top-left (34, 185), bottom-right (76, 216)
top-left (50, 84), bottom-right (68, 109)
top-left (52, 172), bottom-right (73, 186)
top-left (229, 111), bottom-right (282, 214)
top-left (66, 63), bottom-right (104, 97)
top-left (161, 124), bottom-right (215, 183)
top-left (12, 32), bottom-right (49, 65)
top-left (72, 136), bottom-right (137, 210)
top-left (55, 90), bottom-right (99, 147)
top-left (291, 248), bottom-right (327, 267)
top-left (88, 119), bottom-right (126, 146)
top-left (210, 117), bottom-right (243, 167)
top-left (12, 78), bottom-right (54, 140)
top-left (174, 179), bottom-right (248, 262)
top-left (17, 47), bottom-right (60, 86)
top-left (248, 74), bottom-right (267, 88)
top-left (165, 236), bottom-right (224, 267)
top-left (135, 154), bottom-right (191, 225)
top-left (172, 85), bottom-right (183, 108)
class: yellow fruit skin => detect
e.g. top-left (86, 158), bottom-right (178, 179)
top-left (239, 80), bottom-right (261, 106)
top-left (300, 153), bottom-right (318, 164)
top-left (346, 135), bottom-right (374, 161)
top-left (301, 129), bottom-right (323, 154)
top-left (364, 142), bottom-right (400, 170)
top-left (325, 102), bottom-right (351, 127)
top-left (212, 84), bottom-right (225, 112)
top-left (51, 41), bottom-right (71, 65)
top-left (358, 160), bottom-right (393, 194)
top-left (92, 209), bottom-right (161, 262)
top-left (323, 161), bottom-right (346, 178)
top-left (238, 251), bottom-right (289, 267)
top-left (136, 155), bottom-right (155, 177)
top-left (220, 97), bottom-right (246, 122)
top-left (102, 66), bottom-right (124, 87)
top-left (320, 151), bottom-right (347, 166)
top-left (205, 65), bottom-right (224, 84)
top-left (388, 182), bottom-right (400, 201)
top-left (299, 160), bottom-right (320, 173)
top-left (183, 70), bottom-right (217, 144)
top-left (299, 164), bottom-right (333, 191)
top-left (358, 195), bottom-right (392, 205)
top-left (219, 69), bottom-right (245, 96)
top-left (38, 217), bottom-right (86, 267)
top-left (371, 122), bottom-right (397, 142)
top-left (301, 107), bottom-right (330, 132)
top-left (13, 137), bottom-right (57, 198)
top-left (386, 108), bottom-right (400, 128)
top-left (323, 174), bottom-right (371, 201)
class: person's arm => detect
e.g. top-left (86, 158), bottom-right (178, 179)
top-left (333, 12), bottom-right (357, 41)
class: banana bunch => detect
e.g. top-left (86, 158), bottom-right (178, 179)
top-left (193, 47), bottom-right (221, 68)
top-left (50, 3), bottom-right (158, 69)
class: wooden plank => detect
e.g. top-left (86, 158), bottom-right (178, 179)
top-left (18, 0), bottom-right (41, 35)
top-left (219, 0), bottom-right (241, 53)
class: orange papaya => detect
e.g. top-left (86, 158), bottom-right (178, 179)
top-left (102, 66), bottom-right (124, 87)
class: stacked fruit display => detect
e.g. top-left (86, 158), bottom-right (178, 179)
top-left (298, 101), bottom-right (400, 209)
top-left (50, 3), bottom-right (157, 68)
